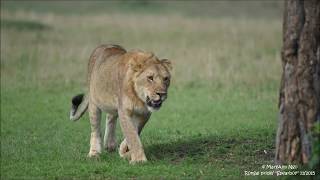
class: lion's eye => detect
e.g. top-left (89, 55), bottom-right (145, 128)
top-left (147, 76), bottom-right (154, 81)
top-left (163, 77), bottom-right (169, 82)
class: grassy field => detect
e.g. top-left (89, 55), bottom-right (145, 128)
top-left (1, 1), bottom-right (282, 179)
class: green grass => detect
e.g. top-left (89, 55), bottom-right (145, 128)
top-left (1, 85), bottom-right (277, 179)
top-left (1, 1), bottom-right (282, 179)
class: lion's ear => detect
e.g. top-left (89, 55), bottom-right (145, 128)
top-left (161, 59), bottom-right (172, 71)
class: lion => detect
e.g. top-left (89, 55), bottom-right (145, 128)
top-left (69, 44), bottom-right (172, 164)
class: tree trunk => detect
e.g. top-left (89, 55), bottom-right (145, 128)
top-left (275, 0), bottom-right (320, 165)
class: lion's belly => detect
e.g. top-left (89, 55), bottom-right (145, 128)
top-left (98, 103), bottom-right (118, 114)
top-left (90, 85), bottom-right (118, 114)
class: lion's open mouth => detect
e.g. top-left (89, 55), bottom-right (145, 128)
top-left (146, 96), bottom-right (162, 110)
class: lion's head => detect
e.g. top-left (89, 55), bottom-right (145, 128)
top-left (128, 51), bottom-right (172, 112)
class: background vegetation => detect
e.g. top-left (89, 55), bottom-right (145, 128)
top-left (1, 1), bottom-right (282, 179)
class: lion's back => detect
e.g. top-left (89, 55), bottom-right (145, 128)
top-left (87, 44), bottom-right (126, 84)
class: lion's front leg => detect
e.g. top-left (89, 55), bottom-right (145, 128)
top-left (118, 109), bottom-right (149, 164)
top-left (119, 113), bottom-right (150, 162)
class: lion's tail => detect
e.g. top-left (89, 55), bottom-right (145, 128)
top-left (70, 93), bottom-right (88, 121)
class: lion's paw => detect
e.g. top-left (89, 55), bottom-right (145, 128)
top-left (130, 156), bottom-right (147, 164)
top-left (87, 150), bottom-right (101, 158)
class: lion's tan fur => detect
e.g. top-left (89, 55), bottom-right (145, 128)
top-left (71, 44), bottom-right (171, 164)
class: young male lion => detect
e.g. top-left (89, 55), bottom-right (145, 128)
top-left (69, 44), bottom-right (172, 164)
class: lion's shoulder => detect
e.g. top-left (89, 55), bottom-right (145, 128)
top-left (88, 44), bottom-right (127, 83)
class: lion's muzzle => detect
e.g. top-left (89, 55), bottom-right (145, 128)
top-left (146, 92), bottom-right (167, 110)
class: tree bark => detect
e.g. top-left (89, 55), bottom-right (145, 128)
top-left (276, 0), bottom-right (320, 165)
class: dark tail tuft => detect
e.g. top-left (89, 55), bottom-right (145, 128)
top-left (72, 94), bottom-right (84, 108)
top-left (70, 93), bottom-right (88, 121)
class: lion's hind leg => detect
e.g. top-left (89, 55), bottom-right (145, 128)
top-left (119, 139), bottom-right (131, 159)
top-left (103, 114), bottom-right (117, 152)
top-left (88, 103), bottom-right (102, 158)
